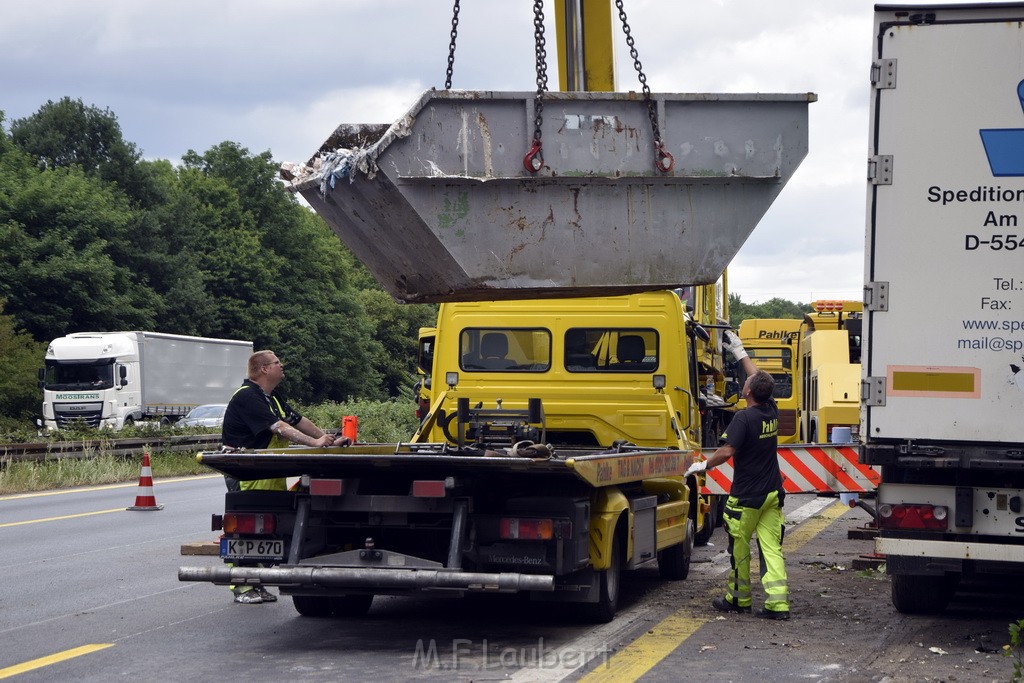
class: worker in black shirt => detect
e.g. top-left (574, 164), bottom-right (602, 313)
top-left (685, 331), bottom-right (790, 620)
top-left (221, 349), bottom-right (351, 604)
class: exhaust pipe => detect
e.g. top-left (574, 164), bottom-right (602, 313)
top-left (179, 565), bottom-right (555, 593)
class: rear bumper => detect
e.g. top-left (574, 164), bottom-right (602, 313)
top-left (878, 537), bottom-right (1024, 576)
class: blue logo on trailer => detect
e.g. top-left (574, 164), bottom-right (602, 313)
top-left (980, 79), bottom-right (1024, 176)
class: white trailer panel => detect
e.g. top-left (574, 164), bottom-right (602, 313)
top-left (865, 5), bottom-right (1024, 443)
top-left (136, 332), bottom-right (252, 409)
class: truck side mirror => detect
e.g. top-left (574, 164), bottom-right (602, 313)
top-left (37, 368), bottom-right (44, 388)
top-left (119, 365), bottom-right (128, 387)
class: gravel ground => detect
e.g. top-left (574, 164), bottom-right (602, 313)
top-left (640, 501), bottom-right (1024, 683)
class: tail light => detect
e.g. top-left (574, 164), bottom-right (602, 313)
top-left (223, 513), bottom-right (277, 534)
top-left (499, 518), bottom-right (572, 540)
top-left (877, 503), bottom-right (948, 531)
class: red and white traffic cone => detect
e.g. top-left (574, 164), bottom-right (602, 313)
top-left (127, 450), bottom-right (164, 511)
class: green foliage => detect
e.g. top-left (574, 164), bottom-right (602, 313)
top-left (298, 398), bottom-right (421, 443)
top-left (0, 99), bottom-right (432, 410)
top-left (729, 293), bottom-right (812, 328)
top-left (0, 302), bottom-right (46, 425)
top-left (0, 451), bottom-right (208, 495)
top-left (0, 398), bottom-right (420, 493)
top-left (1006, 618), bottom-right (1024, 682)
top-left (357, 289), bottom-right (437, 397)
top-left (9, 97), bottom-right (160, 208)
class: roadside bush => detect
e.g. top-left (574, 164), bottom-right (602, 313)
top-left (1006, 618), bottom-right (1024, 682)
top-left (298, 398), bottom-right (420, 443)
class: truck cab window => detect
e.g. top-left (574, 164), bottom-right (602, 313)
top-left (565, 328), bottom-right (659, 372)
top-left (460, 328), bottom-right (551, 371)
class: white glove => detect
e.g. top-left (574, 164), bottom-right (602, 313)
top-left (684, 460), bottom-right (708, 478)
top-left (721, 330), bottom-right (748, 361)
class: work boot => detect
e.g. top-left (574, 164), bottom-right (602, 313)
top-left (256, 586), bottom-right (278, 602)
top-left (233, 589), bottom-right (263, 604)
top-left (757, 607), bottom-right (791, 620)
top-left (711, 597), bottom-right (751, 614)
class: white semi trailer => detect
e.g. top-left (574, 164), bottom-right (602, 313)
top-left (39, 331), bottom-right (252, 430)
top-left (862, 3), bottom-right (1024, 613)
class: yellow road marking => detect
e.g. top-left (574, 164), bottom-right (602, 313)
top-left (0, 644), bottom-right (114, 679)
top-left (579, 501), bottom-right (849, 682)
top-left (0, 508), bottom-right (126, 528)
top-left (0, 474), bottom-right (220, 501)
top-left (581, 613), bottom-right (706, 683)
top-left (785, 500), bottom-right (850, 552)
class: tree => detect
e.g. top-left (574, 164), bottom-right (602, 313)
top-left (358, 289), bottom-right (438, 397)
top-left (729, 293), bottom-right (811, 328)
top-left (0, 161), bottom-right (160, 341)
top-left (10, 98), bottom-right (161, 207)
top-left (0, 301), bottom-right (46, 427)
top-left (175, 143), bottom-right (386, 403)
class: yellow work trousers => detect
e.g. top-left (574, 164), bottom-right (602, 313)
top-left (722, 490), bottom-right (789, 613)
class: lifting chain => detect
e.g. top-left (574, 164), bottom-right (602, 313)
top-left (615, 0), bottom-right (674, 172)
top-left (444, 0), bottom-right (461, 90)
top-left (524, 0), bottom-right (549, 173)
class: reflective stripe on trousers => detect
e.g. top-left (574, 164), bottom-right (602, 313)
top-left (723, 490), bottom-right (789, 612)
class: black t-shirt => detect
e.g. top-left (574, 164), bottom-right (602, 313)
top-left (723, 402), bottom-right (783, 498)
top-left (221, 379), bottom-right (302, 449)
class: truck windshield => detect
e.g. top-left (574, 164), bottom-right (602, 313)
top-left (749, 347), bottom-right (793, 370)
top-left (44, 360), bottom-right (115, 391)
top-left (736, 364), bottom-right (794, 400)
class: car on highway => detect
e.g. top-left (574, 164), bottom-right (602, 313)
top-left (176, 404), bottom-right (227, 429)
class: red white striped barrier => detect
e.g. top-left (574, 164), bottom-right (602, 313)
top-left (699, 444), bottom-right (879, 495)
top-left (127, 450), bottom-right (164, 511)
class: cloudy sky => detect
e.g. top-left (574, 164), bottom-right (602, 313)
top-left (0, 0), bottom-right (960, 304)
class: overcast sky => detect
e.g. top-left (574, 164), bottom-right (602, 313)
top-left (0, 0), bottom-right (963, 304)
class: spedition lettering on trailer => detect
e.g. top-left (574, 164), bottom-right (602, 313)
top-left (928, 185), bottom-right (1024, 205)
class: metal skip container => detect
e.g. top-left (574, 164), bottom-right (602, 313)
top-left (282, 90), bottom-right (816, 303)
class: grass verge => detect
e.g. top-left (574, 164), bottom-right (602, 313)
top-left (0, 398), bottom-right (420, 495)
top-left (0, 451), bottom-right (210, 495)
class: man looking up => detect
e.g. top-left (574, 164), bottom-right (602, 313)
top-left (220, 349), bottom-right (351, 604)
top-left (685, 332), bottom-right (790, 620)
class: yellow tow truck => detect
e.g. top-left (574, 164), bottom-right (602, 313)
top-left (179, 0), bottom-right (812, 622)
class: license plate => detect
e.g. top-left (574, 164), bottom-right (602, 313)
top-left (220, 538), bottom-right (285, 560)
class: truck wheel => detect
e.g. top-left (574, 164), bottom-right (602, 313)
top-left (890, 573), bottom-right (957, 614)
top-left (292, 594), bottom-right (333, 617)
top-left (330, 594), bottom-right (374, 617)
top-left (584, 534), bottom-right (622, 624)
top-left (658, 517), bottom-right (694, 580)
top-left (714, 495), bottom-right (727, 527)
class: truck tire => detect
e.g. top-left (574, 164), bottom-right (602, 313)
top-left (890, 573), bottom-right (957, 614)
top-left (292, 594), bottom-right (333, 617)
top-left (583, 534), bottom-right (622, 624)
top-left (658, 517), bottom-right (694, 580)
top-left (330, 594), bottom-right (374, 617)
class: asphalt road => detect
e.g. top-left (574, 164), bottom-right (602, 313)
top-left (0, 478), bottom-right (1019, 682)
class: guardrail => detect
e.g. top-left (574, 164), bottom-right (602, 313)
top-left (0, 434), bottom-right (222, 463)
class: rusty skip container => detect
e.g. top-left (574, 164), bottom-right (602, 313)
top-left (282, 89), bottom-right (816, 303)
